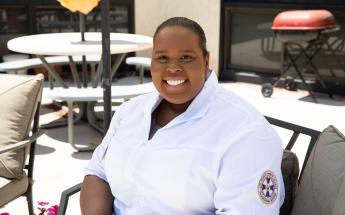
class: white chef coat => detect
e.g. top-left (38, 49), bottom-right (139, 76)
top-left (84, 71), bottom-right (285, 215)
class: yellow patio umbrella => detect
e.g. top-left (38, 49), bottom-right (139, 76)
top-left (57, 0), bottom-right (100, 15)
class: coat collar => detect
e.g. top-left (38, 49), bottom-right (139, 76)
top-left (142, 70), bottom-right (219, 128)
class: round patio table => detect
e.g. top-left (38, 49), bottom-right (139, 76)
top-left (7, 32), bottom-right (153, 88)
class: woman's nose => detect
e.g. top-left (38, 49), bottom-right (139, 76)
top-left (166, 61), bottom-right (182, 73)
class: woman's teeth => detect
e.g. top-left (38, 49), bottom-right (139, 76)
top-left (166, 80), bottom-right (185, 86)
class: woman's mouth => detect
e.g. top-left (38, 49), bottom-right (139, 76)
top-left (165, 80), bottom-right (186, 86)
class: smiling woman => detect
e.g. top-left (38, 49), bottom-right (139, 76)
top-left (80, 17), bottom-right (285, 215)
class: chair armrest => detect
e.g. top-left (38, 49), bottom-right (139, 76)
top-left (0, 130), bottom-right (44, 154)
top-left (57, 183), bottom-right (82, 215)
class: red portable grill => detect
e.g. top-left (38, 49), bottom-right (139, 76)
top-left (261, 10), bottom-right (339, 102)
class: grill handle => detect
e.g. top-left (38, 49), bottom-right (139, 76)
top-left (322, 25), bottom-right (341, 34)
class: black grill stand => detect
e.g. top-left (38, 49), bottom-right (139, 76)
top-left (261, 29), bottom-right (340, 103)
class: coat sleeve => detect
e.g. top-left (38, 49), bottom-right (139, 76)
top-left (214, 122), bottom-right (285, 215)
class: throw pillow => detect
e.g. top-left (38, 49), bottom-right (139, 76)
top-left (291, 125), bottom-right (345, 215)
top-left (280, 150), bottom-right (299, 215)
top-left (0, 74), bottom-right (43, 179)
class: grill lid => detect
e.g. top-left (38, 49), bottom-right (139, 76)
top-left (272, 10), bottom-right (336, 30)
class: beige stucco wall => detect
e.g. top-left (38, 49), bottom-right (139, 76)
top-left (134, 0), bottom-right (221, 74)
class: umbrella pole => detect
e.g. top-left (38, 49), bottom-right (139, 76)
top-left (101, 0), bottom-right (112, 131)
top-left (79, 13), bottom-right (88, 88)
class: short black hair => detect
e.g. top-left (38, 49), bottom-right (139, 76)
top-left (153, 17), bottom-right (208, 57)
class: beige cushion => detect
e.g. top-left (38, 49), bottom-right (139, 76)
top-left (0, 171), bottom-right (28, 207)
top-left (0, 74), bottom-right (43, 179)
top-left (280, 150), bottom-right (299, 215)
top-left (291, 126), bottom-right (345, 215)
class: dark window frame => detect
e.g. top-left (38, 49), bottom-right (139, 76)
top-left (220, 1), bottom-right (345, 82)
top-left (0, 0), bottom-right (134, 55)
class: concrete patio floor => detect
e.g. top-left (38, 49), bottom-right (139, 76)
top-left (1, 77), bottom-right (345, 215)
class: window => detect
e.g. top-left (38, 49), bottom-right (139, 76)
top-left (35, 6), bottom-right (130, 33)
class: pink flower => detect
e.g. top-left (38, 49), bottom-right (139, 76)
top-left (37, 201), bottom-right (50, 206)
top-left (0, 213), bottom-right (10, 215)
top-left (35, 201), bottom-right (59, 215)
top-left (47, 205), bottom-right (59, 215)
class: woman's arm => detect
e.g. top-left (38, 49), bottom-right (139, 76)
top-left (214, 124), bottom-right (284, 214)
top-left (80, 175), bottom-right (114, 215)
top-left (80, 101), bottom-right (131, 215)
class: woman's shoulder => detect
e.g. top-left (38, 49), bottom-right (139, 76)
top-left (117, 92), bottom-right (158, 113)
top-left (212, 86), bottom-right (263, 121)
top-left (210, 86), bottom-right (281, 147)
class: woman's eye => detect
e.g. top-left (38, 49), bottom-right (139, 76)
top-left (180, 55), bottom-right (193, 62)
top-left (156, 55), bottom-right (168, 63)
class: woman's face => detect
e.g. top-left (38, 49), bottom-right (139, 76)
top-left (151, 26), bottom-right (209, 105)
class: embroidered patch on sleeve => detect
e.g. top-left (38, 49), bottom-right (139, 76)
top-left (258, 170), bottom-right (278, 205)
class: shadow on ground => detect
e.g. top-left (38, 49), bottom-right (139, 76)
top-left (298, 93), bottom-right (345, 106)
top-left (35, 143), bottom-right (56, 155)
top-left (43, 125), bottom-right (102, 146)
top-left (72, 152), bottom-right (93, 160)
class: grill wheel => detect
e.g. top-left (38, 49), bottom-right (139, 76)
top-left (261, 83), bottom-right (274, 97)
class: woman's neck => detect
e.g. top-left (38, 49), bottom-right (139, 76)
top-left (154, 99), bottom-right (192, 127)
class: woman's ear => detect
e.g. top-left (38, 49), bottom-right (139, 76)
top-left (204, 52), bottom-right (210, 71)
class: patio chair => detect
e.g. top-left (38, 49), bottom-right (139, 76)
top-left (0, 74), bottom-right (44, 215)
top-left (57, 116), bottom-right (345, 215)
